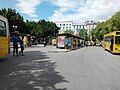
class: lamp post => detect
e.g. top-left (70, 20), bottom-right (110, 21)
top-left (12, 25), bottom-right (17, 33)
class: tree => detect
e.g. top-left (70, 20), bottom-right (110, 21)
top-left (0, 8), bottom-right (59, 37)
top-left (91, 22), bottom-right (107, 41)
top-left (64, 30), bottom-right (74, 35)
top-left (0, 8), bottom-right (26, 34)
top-left (25, 20), bottom-right (39, 35)
top-left (91, 11), bottom-right (120, 41)
top-left (37, 20), bottom-right (59, 39)
top-left (79, 29), bottom-right (87, 39)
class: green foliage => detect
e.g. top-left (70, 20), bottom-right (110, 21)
top-left (64, 30), bottom-right (74, 35)
top-left (0, 8), bottom-right (26, 34)
top-left (0, 8), bottom-right (60, 38)
top-left (91, 11), bottom-right (120, 41)
top-left (25, 20), bottom-right (39, 35)
top-left (37, 20), bottom-right (60, 38)
top-left (24, 20), bottom-right (60, 39)
top-left (79, 29), bottom-right (87, 39)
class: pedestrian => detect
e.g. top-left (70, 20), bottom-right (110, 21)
top-left (11, 34), bottom-right (19, 56)
top-left (23, 36), bottom-right (29, 48)
top-left (19, 36), bottom-right (25, 56)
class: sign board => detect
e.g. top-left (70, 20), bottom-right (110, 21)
top-left (57, 36), bottom-right (65, 47)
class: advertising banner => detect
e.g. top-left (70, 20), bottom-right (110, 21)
top-left (57, 36), bottom-right (65, 47)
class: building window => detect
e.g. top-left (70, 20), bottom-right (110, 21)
top-left (77, 26), bottom-right (78, 29)
top-left (66, 27), bottom-right (68, 30)
top-left (83, 26), bottom-right (84, 29)
top-left (63, 24), bottom-right (65, 26)
top-left (69, 24), bottom-right (71, 26)
top-left (60, 24), bottom-right (61, 26)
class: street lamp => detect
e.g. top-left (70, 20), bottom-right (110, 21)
top-left (12, 25), bottom-right (17, 32)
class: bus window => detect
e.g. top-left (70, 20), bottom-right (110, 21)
top-left (0, 20), bottom-right (6, 36)
top-left (115, 36), bottom-right (120, 44)
top-left (0, 20), bottom-right (6, 37)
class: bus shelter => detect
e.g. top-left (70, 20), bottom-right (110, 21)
top-left (56, 33), bottom-right (84, 49)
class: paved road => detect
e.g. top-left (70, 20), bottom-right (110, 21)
top-left (50, 47), bottom-right (120, 90)
top-left (0, 45), bottom-right (120, 90)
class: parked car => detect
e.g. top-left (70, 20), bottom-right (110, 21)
top-left (30, 36), bottom-right (38, 45)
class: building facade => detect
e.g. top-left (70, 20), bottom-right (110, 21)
top-left (85, 21), bottom-right (99, 35)
top-left (72, 24), bottom-right (86, 36)
top-left (55, 21), bottom-right (73, 33)
top-left (55, 21), bottom-right (99, 36)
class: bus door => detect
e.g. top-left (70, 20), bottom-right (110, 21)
top-left (110, 37), bottom-right (114, 51)
top-left (114, 36), bottom-right (120, 52)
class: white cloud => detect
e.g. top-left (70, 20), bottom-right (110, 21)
top-left (49, 0), bottom-right (77, 8)
top-left (16, 0), bottom-right (41, 17)
top-left (15, 0), bottom-right (120, 22)
top-left (49, 0), bottom-right (120, 23)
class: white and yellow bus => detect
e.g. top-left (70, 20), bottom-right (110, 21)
top-left (0, 15), bottom-right (10, 58)
top-left (103, 31), bottom-right (120, 54)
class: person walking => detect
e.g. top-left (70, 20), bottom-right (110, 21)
top-left (19, 36), bottom-right (24, 56)
top-left (11, 34), bottom-right (19, 56)
top-left (23, 36), bottom-right (29, 48)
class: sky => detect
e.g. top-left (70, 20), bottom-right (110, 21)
top-left (0, 0), bottom-right (120, 23)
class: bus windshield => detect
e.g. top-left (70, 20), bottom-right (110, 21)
top-left (115, 36), bottom-right (120, 44)
top-left (0, 20), bottom-right (6, 36)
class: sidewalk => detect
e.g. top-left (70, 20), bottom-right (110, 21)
top-left (47, 46), bottom-right (69, 53)
top-left (47, 45), bottom-right (80, 53)
top-left (35, 44), bottom-right (80, 53)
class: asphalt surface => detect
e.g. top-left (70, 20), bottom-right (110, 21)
top-left (1, 45), bottom-right (120, 90)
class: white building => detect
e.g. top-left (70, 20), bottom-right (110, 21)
top-left (55, 21), bottom-right (73, 33)
top-left (55, 21), bottom-right (99, 36)
top-left (85, 21), bottom-right (99, 35)
top-left (72, 24), bottom-right (86, 36)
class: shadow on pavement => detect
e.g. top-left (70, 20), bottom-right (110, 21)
top-left (0, 50), bottom-right (68, 90)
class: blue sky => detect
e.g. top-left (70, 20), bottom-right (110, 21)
top-left (0, 0), bottom-right (120, 23)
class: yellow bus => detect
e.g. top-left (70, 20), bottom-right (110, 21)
top-left (103, 31), bottom-right (120, 53)
top-left (0, 15), bottom-right (10, 58)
